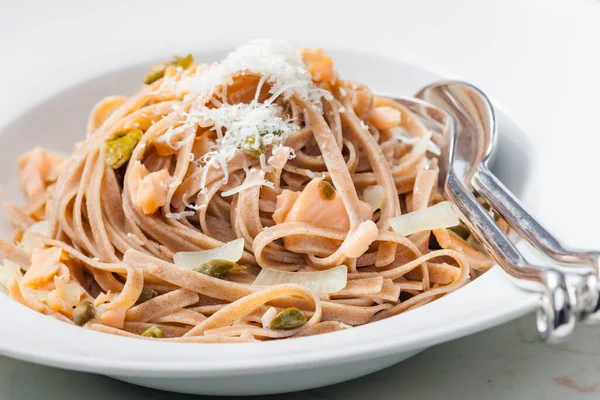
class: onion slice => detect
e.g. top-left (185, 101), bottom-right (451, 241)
top-left (389, 201), bottom-right (460, 236)
top-left (173, 238), bottom-right (245, 270)
top-left (254, 265), bottom-right (348, 294)
top-left (0, 259), bottom-right (23, 292)
top-left (363, 185), bottom-right (385, 211)
top-left (261, 307), bottom-right (278, 328)
top-left (20, 221), bottom-right (50, 252)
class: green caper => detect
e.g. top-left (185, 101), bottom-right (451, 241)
top-left (141, 326), bottom-right (164, 338)
top-left (194, 259), bottom-right (246, 279)
top-left (144, 62), bottom-right (168, 84)
top-left (260, 129), bottom-right (284, 136)
top-left (73, 301), bottom-right (96, 326)
top-left (449, 225), bottom-right (470, 240)
top-left (269, 307), bottom-right (307, 330)
top-left (241, 136), bottom-right (266, 158)
top-left (318, 180), bottom-right (336, 200)
top-left (135, 287), bottom-right (158, 305)
top-left (103, 129), bottom-right (143, 169)
top-left (174, 54), bottom-right (194, 70)
top-left (144, 54), bottom-right (194, 84)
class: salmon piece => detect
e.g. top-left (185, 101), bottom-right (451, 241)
top-left (46, 276), bottom-right (84, 316)
top-left (128, 161), bottom-right (146, 195)
top-left (283, 179), bottom-right (372, 231)
top-left (433, 228), bottom-right (494, 271)
top-left (136, 170), bottom-right (171, 215)
top-left (368, 106), bottom-right (402, 131)
top-left (428, 262), bottom-right (461, 285)
top-left (94, 291), bottom-right (116, 306)
top-left (227, 74), bottom-right (272, 104)
top-left (272, 190), bottom-right (300, 224)
top-left (6, 277), bottom-right (46, 313)
top-left (18, 148), bottom-right (51, 198)
top-left (129, 162), bottom-right (171, 215)
top-left (21, 247), bottom-right (63, 288)
top-left (18, 148), bottom-right (63, 198)
top-left (6, 277), bottom-right (26, 305)
top-left (100, 307), bottom-right (127, 329)
top-left (339, 220), bottom-right (379, 258)
top-left (275, 179), bottom-right (373, 256)
top-left (301, 48), bottom-right (336, 84)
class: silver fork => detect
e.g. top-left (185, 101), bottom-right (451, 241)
top-left (386, 94), bottom-right (577, 344)
top-left (415, 81), bottom-right (600, 325)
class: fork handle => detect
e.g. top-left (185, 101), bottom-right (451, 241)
top-left (472, 164), bottom-right (600, 322)
top-left (473, 165), bottom-right (599, 268)
top-left (446, 171), bottom-right (576, 343)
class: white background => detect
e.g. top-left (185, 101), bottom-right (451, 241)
top-left (1, 0), bottom-right (599, 398)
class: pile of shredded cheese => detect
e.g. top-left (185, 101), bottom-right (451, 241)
top-left (155, 40), bottom-right (330, 202)
top-left (198, 101), bottom-right (298, 189)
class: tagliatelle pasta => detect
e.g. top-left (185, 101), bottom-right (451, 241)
top-left (0, 40), bottom-right (493, 342)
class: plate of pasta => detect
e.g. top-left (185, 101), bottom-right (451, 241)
top-left (0, 40), bottom-right (540, 395)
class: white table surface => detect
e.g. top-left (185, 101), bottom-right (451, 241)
top-left (1, 0), bottom-right (599, 398)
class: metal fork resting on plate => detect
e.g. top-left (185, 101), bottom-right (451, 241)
top-left (386, 83), bottom-right (599, 344)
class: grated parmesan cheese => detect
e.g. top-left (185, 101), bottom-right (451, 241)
top-left (182, 194), bottom-right (203, 211)
top-left (390, 127), bottom-right (441, 155)
top-left (196, 101), bottom-right (299, 188)
top-left (156, 40), bottom-right (332, 196)
top-left (305, 169), bottom-right (317, 179)
top-left (221, 179), bottom-right (275, 197)
top-left (178, 40), bottom-right (330, 106)
top-left (166, 211), bottom-right (196, 219)
top-left (259, 153), bottom-right (268, 171)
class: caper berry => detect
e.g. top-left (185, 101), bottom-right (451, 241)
top-left (135, 287), bottom-right (158, 305)
top-left (103, 129), bottom-right (143, 169)
top-left (194, 259), bottom-right (245, 279)
top-left (174, 54), bottom-right (194, 70)
top-left (269, 307), bottom-right (307, 330)
top-left (72, 301), bottom-right (95, 326)
top-left (241, 136), bottom-right (266, 158)
top-left (318, 180), bottom-right (336, 200)
top-left (141, 326), bottom-right (164, 338)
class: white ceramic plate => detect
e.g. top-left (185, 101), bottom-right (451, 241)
top-left (0, 48), bottom-right (541, 396)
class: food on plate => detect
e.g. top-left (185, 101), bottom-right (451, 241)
top-left (0, 40), bottom-right (493, 342)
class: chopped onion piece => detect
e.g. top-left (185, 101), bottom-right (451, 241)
top-left (363, 185), bottom-right (385, 211)
top-left (254, 265), bottom-right (348, 294)
top-left (0, 259), bottom-right (23, 292)
top-left (221, 179), bottom-right (275, 197)
top-left (261, 306), bottom-right (278, 328)
top-left (173, 238), bottom-right (245, 270)
top-left (426, 140), bottom-right (441, 156)
top-left (20, 221), bottom-right (50, 252)
top-left (389, 201), bottom-right (460, 236)
top-left (24, 288), bottom-right (49, 302)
